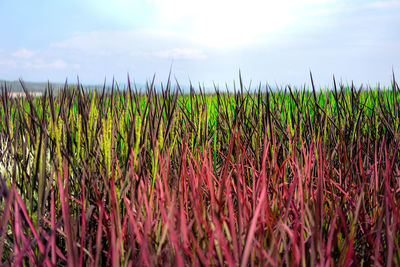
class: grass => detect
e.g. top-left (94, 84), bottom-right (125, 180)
top-left (0, 74), bottom-right (399, 266)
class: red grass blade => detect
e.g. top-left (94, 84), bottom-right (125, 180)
top-left (240, 186), bottom-right (266, 267)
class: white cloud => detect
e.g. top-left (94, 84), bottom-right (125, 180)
top-left (151, 0), bottom-right (339, 47)
top-left (24, 59), bottom-right (68, 69)
top-left (0, 53), bottom-right (68, 70)
top-left (0, 59), bottom-right (17, 68)
top-left (51, 30), bottom-right (179, 52)
top-left (0, 44), bottom-right (72, 72)
top-left (11, 48), bottom-right (35, 59)
top-left (366, 0), bottom-right (400, 8)
top-left (153, 48), bottom-right (206, 59)
top-left (38, 30), bottom-right (209, 83)
top-left (50, 30), bottom-right (206, 59)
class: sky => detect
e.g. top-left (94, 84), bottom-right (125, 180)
top-left (0, 0), bottom-right (399, 89)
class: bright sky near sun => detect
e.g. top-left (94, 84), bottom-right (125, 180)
top-left (0, 0), bottom-right (399, 88)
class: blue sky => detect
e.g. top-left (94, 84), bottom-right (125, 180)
top-left (0, 0), bottom-right (399, 88)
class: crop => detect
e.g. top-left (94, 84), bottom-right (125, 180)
top-left (0, 73), bottom-right (399, 266)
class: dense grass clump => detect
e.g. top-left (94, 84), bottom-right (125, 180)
top-left (0, 75), bottom-right (400, 266)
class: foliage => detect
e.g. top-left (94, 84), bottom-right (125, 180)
top-left (0, 75), bottom-right (400, 266)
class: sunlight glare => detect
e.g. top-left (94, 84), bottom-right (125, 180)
top-left (152, 0), bottom-right (302, 47)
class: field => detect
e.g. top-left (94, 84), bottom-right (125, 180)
top-left (0, 75), bottom-right (400, 266)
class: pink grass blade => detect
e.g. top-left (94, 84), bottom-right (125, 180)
top-left (51, 189), bottom-right (56, 265)
top-left (0, 183), bottom-right (14, 260)
top-left (240, 186), bottom-right (266, 267)
top-left (79, 181), bottom-right (86, 267)
top-left (212, 215), bottom-right (235, 267)
top-left (123, 197), bottom-right (151, 267)
top-left (227, 187), bottom-right (239, 263)
top-left (57, 163), bottom-right (77, 266)
top-left (95, 204), bottom-right (104, 267)
top-left (13, 187), bottom-right (46, 254)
